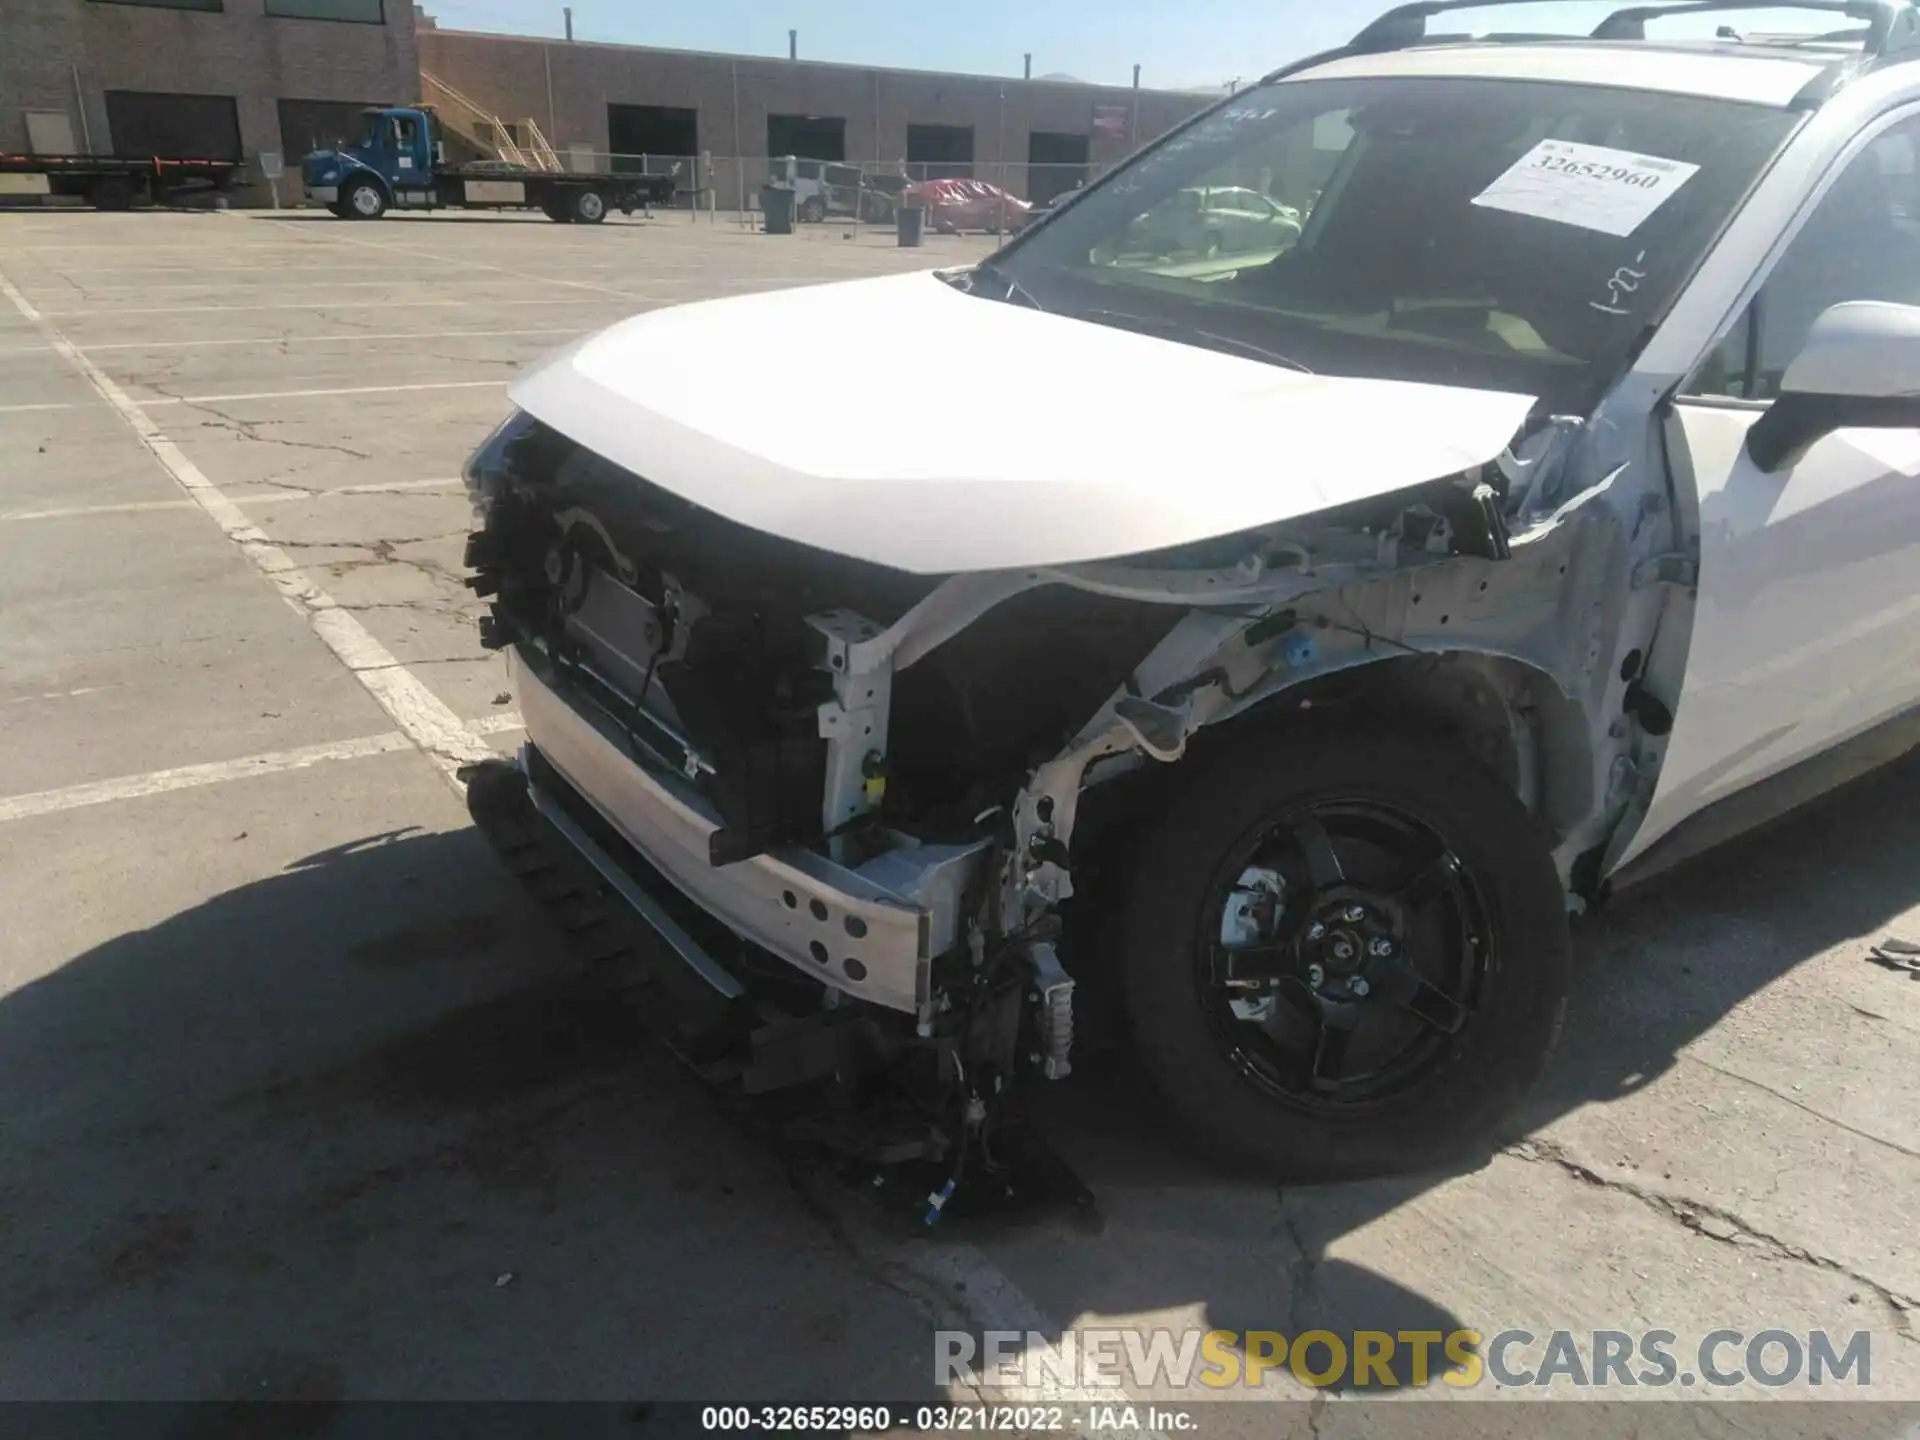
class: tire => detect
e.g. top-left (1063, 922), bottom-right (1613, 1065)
top-left (326, 200), bottom-right (352, 219)
top-left (1116, 728), bottom-right (1569, 1180)
top-left (799, 195), bottom-right (826, 224)
top-left (541, 197), bottom-right (572, 223)
top-left (570, 187), bottom-right (607, 224)
top-left (89, 175), bottom-right (136, 212)
top-left (343, 178), bottom-right (386, 220)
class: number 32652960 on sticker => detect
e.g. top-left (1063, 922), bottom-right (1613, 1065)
top-left (1473, 138), bottom-right (1702, 237)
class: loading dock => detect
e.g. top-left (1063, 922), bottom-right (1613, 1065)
top-left (607, 103), bottom-right (699, 168)
top-left (766, 114), bottom-right (846, 163)
top-left (1027, 130), bottom-right (1090, 203)
top-left (103, 91), bottom-right (242, 162)
top-left (906, 123), bottom-right (973, 181)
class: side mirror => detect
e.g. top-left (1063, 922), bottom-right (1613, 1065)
top-left (1747, 301), bottom-right (1920, 471)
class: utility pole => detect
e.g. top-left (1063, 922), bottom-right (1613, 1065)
top-left (563, 6), bottom-right (572, 41)
top-left (1024, 53), bottom-right (1032, 80)
top-left (789, 29), bottom-right (798, 60)
top-left (1131, 63), bottom-right (1141, 145)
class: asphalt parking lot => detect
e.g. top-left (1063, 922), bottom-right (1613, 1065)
top-left (2, 206), bottom-right (1918, 1429)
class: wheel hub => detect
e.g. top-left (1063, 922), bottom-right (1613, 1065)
top-left (1300, 887), bottom-right (1399, 997)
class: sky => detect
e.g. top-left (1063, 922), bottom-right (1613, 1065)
top-left (417, 1), bottom-right (1831, 91)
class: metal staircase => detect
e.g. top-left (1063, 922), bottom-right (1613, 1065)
top-left (420, 70), bottom-right (562, 171)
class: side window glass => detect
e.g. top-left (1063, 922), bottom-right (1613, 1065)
top-left (1689, 114), bottom-right (1920, 398)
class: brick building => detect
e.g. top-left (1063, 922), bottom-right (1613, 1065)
top-left (1, 1), bottom-right (1211, 206)
top-left (1, 0), bottom-right (418, 182)
top-left (416, 27), bottom-right (1213, 205)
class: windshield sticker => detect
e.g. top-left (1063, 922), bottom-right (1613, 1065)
top-left (1472, 140), bottom-right (1700, 238)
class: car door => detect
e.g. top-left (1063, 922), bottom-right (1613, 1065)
top-left (1626, 109), bottom-right (1920, 863)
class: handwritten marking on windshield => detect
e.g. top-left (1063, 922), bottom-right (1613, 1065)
top-left (1590, 252), bottom-right (1649, 316)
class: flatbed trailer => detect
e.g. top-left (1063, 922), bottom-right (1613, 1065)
top-left (0, 152), bottom-right (242, 210)
top-left (303, 107), bottom-right (677, 223)
top-left (308, 165), bottom-right (676, 223)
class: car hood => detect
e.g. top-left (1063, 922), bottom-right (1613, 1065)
top-left (507, 270), bottom-right (1536, 574)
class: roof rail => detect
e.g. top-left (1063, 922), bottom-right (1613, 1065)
top-left (1593, 1), bottom-right (1910, 53)
top-left (1352, 0), bottom-right (1919, 56)
top-left (1350, 0), bottom-right (1589, 51)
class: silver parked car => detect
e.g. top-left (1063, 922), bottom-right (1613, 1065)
top-left (1131, 185), bottom-right (1305, 257)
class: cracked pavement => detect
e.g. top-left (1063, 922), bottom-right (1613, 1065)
top-left (1, 210), bottom-right (1917, 1427)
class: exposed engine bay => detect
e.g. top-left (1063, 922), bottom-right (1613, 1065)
top-left (460, 385), bottom-right (1668, 1207)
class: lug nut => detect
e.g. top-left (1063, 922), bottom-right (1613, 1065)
top-left (1343, 905), bottom-right (1367, 923)
top-left (1306, 963), bottom-right (1326, 989)
top-left (1369, 937), bottom-right (1395, 958)
top-left (1351, 977), bottom-right (1371, 999)
top-left (1306, 921), bottom-right (1326, 941)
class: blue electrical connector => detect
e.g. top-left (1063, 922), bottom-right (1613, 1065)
top-left (924, 1178), bottom-right (957, 1225)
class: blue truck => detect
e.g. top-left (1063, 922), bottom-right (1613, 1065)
top-left (301, 106), bottom-right (677, 223)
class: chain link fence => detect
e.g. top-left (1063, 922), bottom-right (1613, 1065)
top-left (563, 152), bottom-right (1106, 232)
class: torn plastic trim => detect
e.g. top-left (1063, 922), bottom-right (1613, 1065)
top-left (988, 468), bottom-right (1634, 925)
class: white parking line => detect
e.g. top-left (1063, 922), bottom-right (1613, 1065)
top-left (0, 266), bottom-right (499, 792)
top-left (263, 216), bottom-right (662, 304)
top-left (52, 277), bottom-right (517, 294)
top-left (0, 713), bottom-right (526, 824)
top-left (0, 402), bottom-right (76, 413)
top-left (2, 326), bottom-right (580, 354)
top-left (143, 380), bottom-right (506, 406)
top-left (0, 476), bottom-right (464, 525)
top-left (39, 296), bottom-right (638, 317)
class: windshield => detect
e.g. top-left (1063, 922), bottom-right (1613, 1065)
top-left (996, 76), bottom-right (1797, 413)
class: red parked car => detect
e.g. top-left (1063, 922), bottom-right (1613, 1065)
top-left (902, 178), bottom-right (1032, 234)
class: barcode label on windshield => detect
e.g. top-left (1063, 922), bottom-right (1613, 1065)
top-left (1473, 139), bottom-right (1700, 238)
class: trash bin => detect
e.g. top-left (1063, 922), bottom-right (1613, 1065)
top-left (897, 202), bottom-right (924, 248)
top-left (761, 184), bottom-right (795, 235)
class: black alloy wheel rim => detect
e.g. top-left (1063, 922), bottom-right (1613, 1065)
top-left (1194, 798), bottom-right (1494, 1115)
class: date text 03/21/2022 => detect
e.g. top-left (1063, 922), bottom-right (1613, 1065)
top-left (699, 1406), bottom-right (1197, 1433)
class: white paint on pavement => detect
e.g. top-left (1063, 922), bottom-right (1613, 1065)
top-left (265, 216), bottom-right (663, 305)
top-left (3, 685), bottom-right (119, 706)
top-left (0, 475), bottom-right (464, 525)
top-left (0, 713), bottom-right (526, 824)
top-left (0, 267), bottom-right (498, 791)
top-left (0, 402), bottom-right (75, 413)
top-left (0, 732), bottom-right (414, 823)
top-left (142, 380), bottom-right (505, 406)
top-left (39, 296), bottom-right (642, 317)
top-left (10, 327), bottom-right (580, 353)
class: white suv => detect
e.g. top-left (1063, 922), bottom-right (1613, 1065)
top-left (463, 0), bottom-right (1920, 1180)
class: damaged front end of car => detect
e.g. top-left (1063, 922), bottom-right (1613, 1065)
top-left (454, 369), bottom-right (1665, 1201)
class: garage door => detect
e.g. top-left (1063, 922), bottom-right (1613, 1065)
top-left (277, 99), bottom-right (384, 164)
top-left (104, 91), bottom-right (241, 160)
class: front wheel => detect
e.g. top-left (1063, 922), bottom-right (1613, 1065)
top-left (570, 187), bottom-right (607, 224)
top-left (1117, 728), bottom-right (1569, 1179)
top-left (343, 179), bottom-right (386, 220)
top-left (798, 195), bottom-right (827, 224)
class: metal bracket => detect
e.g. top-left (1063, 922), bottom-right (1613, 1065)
top-left (807, 609), bottom-right (893, 856)
top-left (1028, 942), bottom-right (1075, 1080)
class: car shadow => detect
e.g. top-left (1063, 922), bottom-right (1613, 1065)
top-left (2, 746), bottom-right (1917, 1412)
